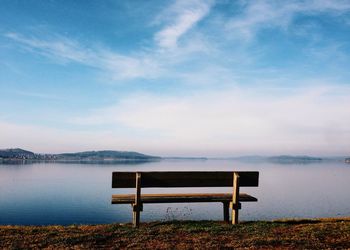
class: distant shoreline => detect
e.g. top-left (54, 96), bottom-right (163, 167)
top-left (1, 148), bottom-right (349, 164)
top-left (0, 148), bottom-right (161, 163)
top-left (0, 158), bottom-right (161, 165)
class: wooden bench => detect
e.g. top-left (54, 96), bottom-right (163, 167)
top-left (111, 171), bottom-right (259, 227)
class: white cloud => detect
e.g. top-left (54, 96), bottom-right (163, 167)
top-left (226, 0), bottom-right (350, 40)
top-left (72, 84), bottom-right (350, 156)
top-left (154, 0), bottom-right (213, 49)
top-left (99, 50), bottom-right (162, 81)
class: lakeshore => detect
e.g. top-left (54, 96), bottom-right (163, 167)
top-left (1, 218), bottom-right (349, 249)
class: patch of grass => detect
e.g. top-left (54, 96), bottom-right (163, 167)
top-left (1, 218), bottom-right (350, 249)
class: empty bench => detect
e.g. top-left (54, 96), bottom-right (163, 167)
top-left (111, 171), bottom-right (259, 227)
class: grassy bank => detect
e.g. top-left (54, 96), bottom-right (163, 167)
top-left (1, 218), bottom-right (349, 249)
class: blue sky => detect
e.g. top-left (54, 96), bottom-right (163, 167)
top-left (1, 0), bottom-right (350, 156)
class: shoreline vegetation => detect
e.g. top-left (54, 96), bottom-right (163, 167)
top-left (0, 218), bottom-right (349, 249)
top-left (1, 148), bottom-right (349, 164)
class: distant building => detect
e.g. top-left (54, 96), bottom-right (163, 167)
top-left (346, 158), bottom-right (350, 164)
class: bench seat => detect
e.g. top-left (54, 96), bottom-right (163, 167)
top-left (112, 193), bottom-right (257, 204)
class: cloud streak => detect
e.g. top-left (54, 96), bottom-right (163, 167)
top-left (226, 0), bottom-right (350, 40)
top-left (154, 0), bottom-right (213, 49)
top-left (4, 32), bottom-right (163, 81)
top-left (3, 1), bottom-right (214, 83)
top-left (5, 32), bottom-right (91, 64)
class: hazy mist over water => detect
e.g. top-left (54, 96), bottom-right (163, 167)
top-left (1, 160), bottom-right (349, 225)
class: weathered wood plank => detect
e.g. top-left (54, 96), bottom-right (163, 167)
top-left (112, 193), bottom-right (257, 204)
top-left (112, 171), bottom-right (259, 188)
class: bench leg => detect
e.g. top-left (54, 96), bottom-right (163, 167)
top-left (232, 204), bottom-right (239, 225)
top-left (223, 202), bottom-right (229, 223)
top-left (132, 204), bottom-right (143, 228)
top-left (133, 210), bottom-right (140, 227)
top-left (131, 203), bottom-right (143, 227)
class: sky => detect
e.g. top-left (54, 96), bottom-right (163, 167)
top-left (1, 0), bottom-right (350, 157)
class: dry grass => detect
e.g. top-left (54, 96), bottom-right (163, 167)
top-left (1, 218), bottom-right (349, 249)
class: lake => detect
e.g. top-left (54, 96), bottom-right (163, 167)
top-left (0, 160), bottom-right (349, 225)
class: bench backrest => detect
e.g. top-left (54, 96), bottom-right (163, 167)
top-left (112, 171), bottom-right (259, 188)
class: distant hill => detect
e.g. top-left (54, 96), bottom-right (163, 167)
top-left (267, 155), bottom-right (323, 164)
top-left (56, 150), bottom-right (160, 161)
top-left (0, 148), bottom-right (161, 162)
top-left (225, 155), bottom-right (345, 164)
top-left (0, 148), bottom-right (35, 159)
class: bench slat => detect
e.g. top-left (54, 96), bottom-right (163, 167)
top-left (112, 193), bottom-right (257, 204)
top-left (112, 171), bottom-right (259, 188)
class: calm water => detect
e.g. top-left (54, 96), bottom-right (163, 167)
top-left (0, 160), bottom-right (349, 225)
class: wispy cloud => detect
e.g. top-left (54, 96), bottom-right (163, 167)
top-left (4, 30), bottom-right (213, 83)
top-left (4, 30), bottom-right (222, 87)
top-left (13, 91), bottom-right (63, 100)
top-left (4, 32), bottom-right (163, 81)
top-left (99, 50), bottom-right (163, 81)
top-left (154, 0), bottom-right (213, 49)
top-left (3, 1), bottom-right (214, 83)
top-left (5, 32), bottom-right (91, 64)
top-left (226, 0), bottom-right (350, 40)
